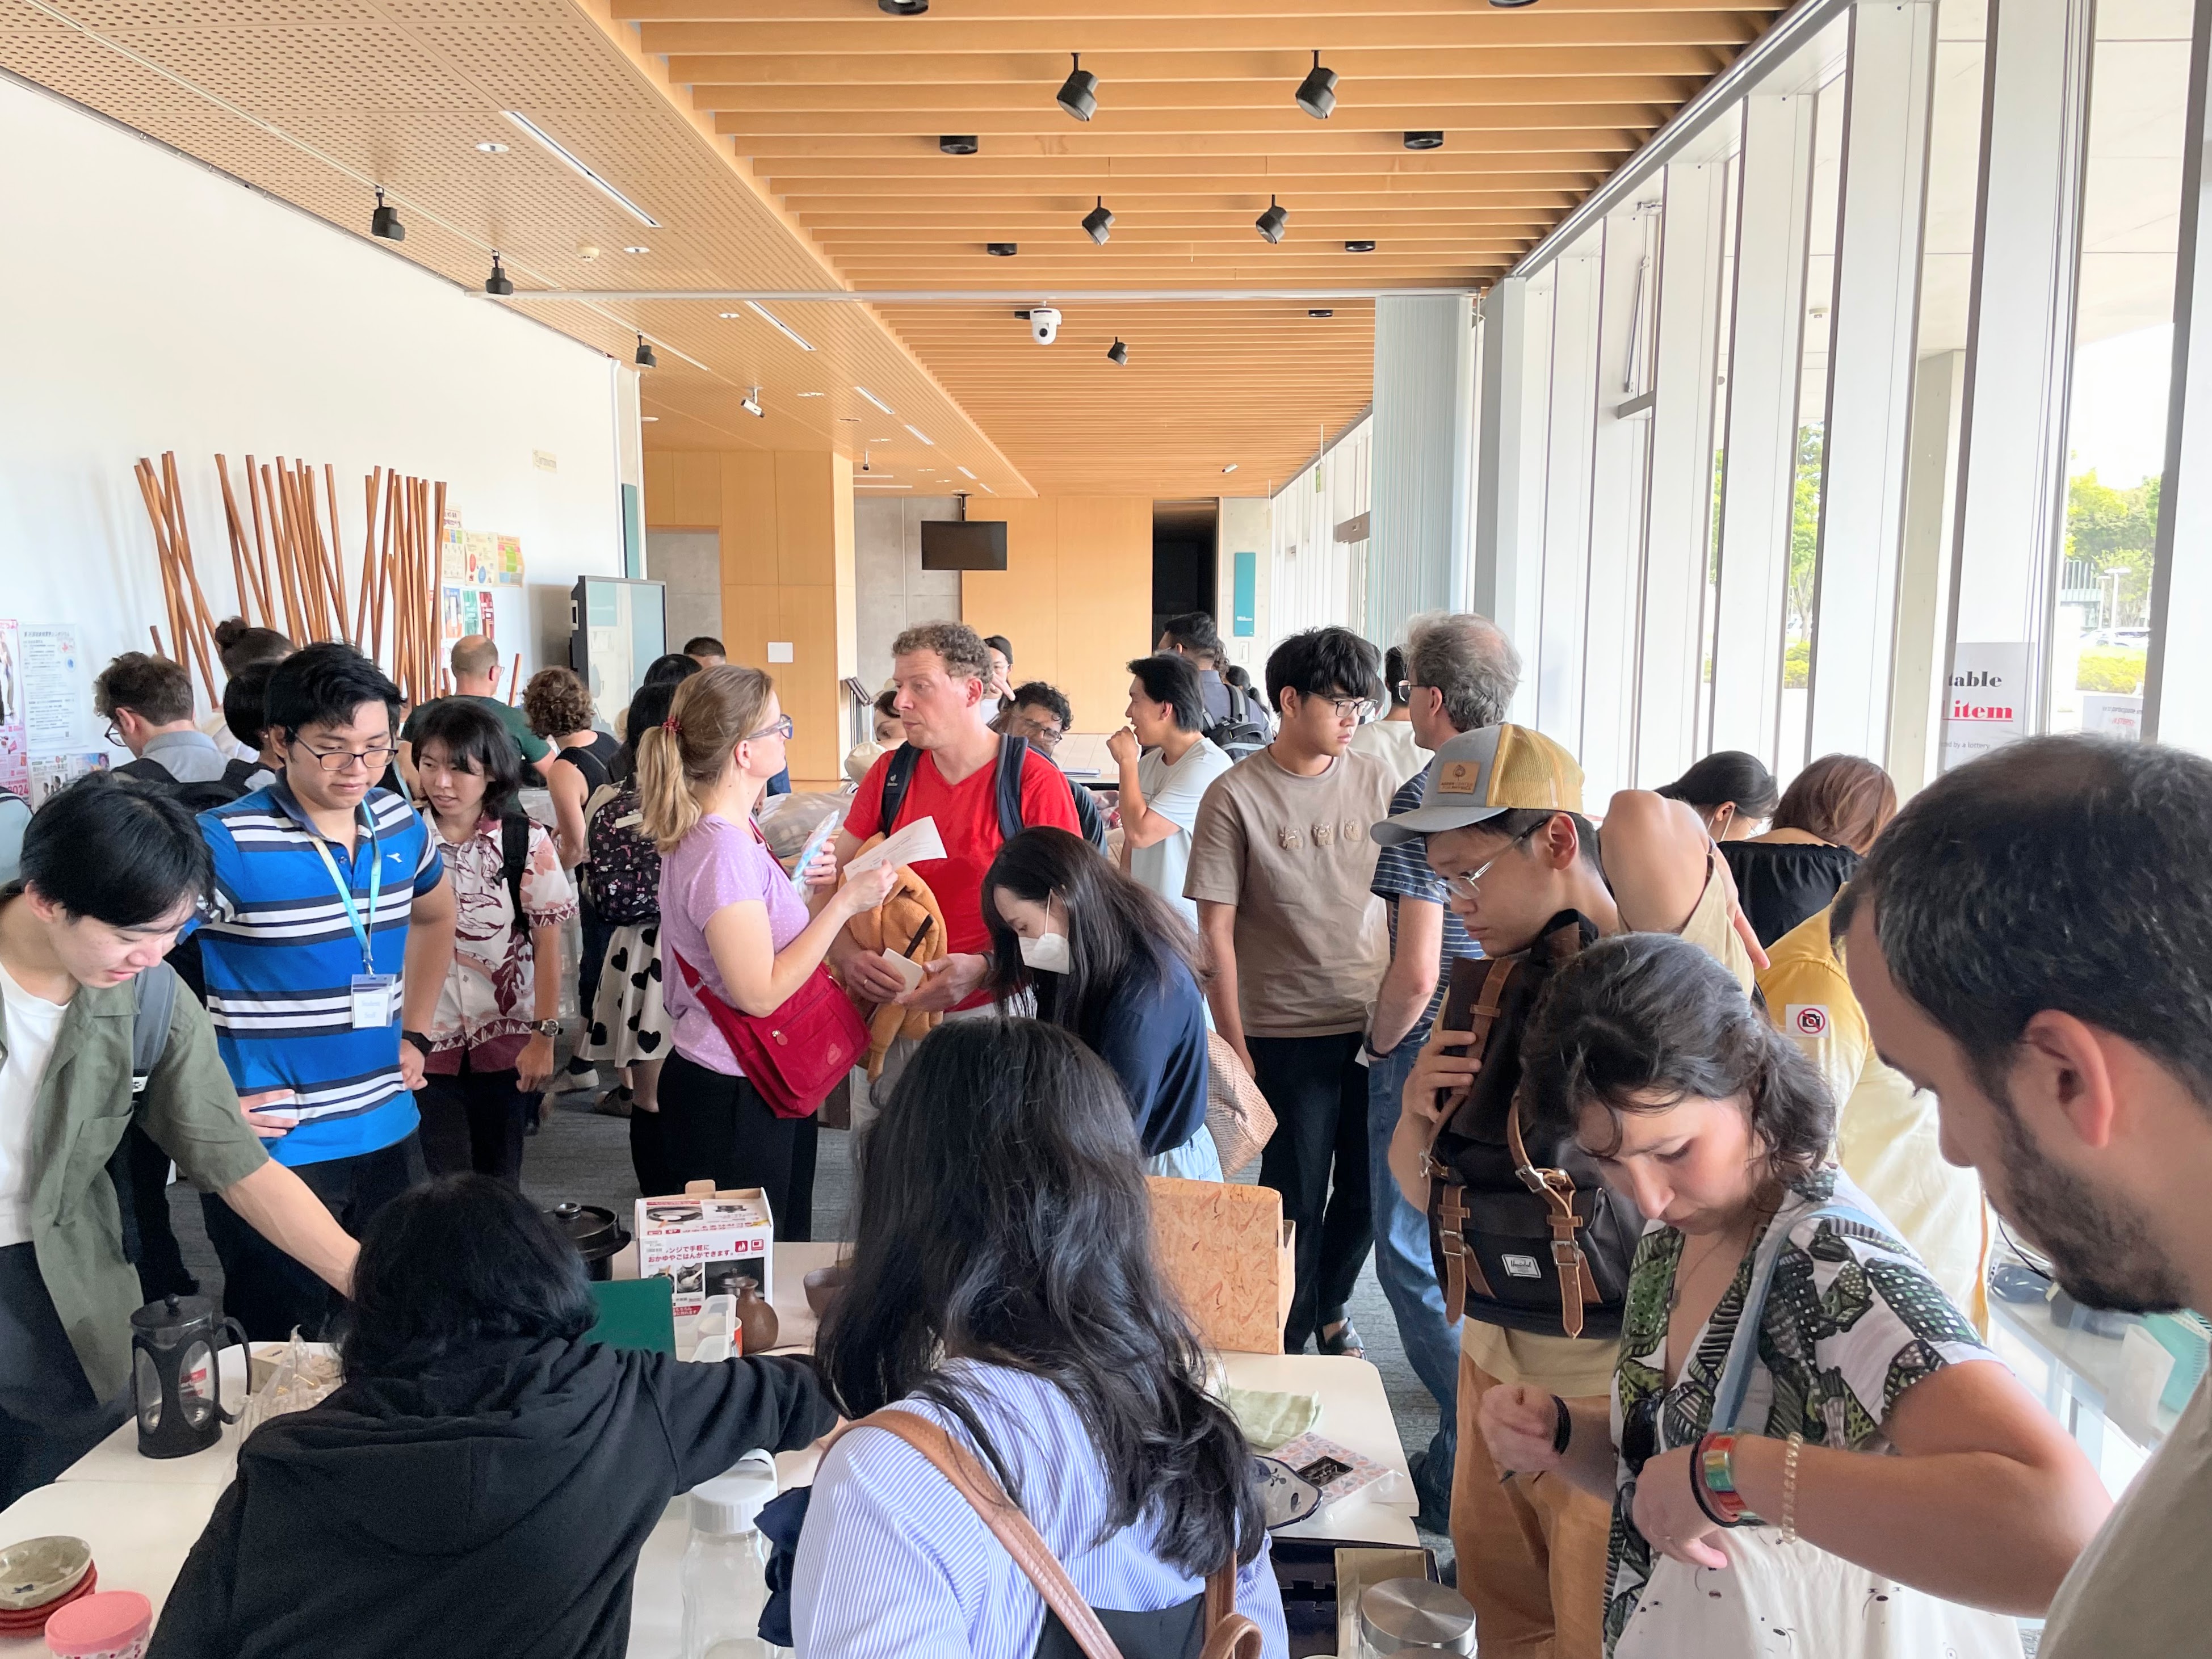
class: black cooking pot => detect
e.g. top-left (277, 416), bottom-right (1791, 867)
top-left (545, 1202), bottom-right (629, 1281)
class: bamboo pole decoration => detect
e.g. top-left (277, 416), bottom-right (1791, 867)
top-left (150, 625), bottom-right (165, 657)
top-left (506, 652), bottom-right (522, 705)
top-left (214, 453), bottom-right (253, 632)
top-left (244, 454), bottom-right (277, 633)
top-left (267, 462), bottom-right (306, 644)
top-left (324, 463), bottom-right (352, 645)
top-left (157, 451), bottom-right (219, 704)
top-left (135, 461), bottom-right (187, 664)
top-left (354, 469), bottom-right (379, 649)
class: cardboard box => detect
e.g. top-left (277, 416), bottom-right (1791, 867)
top-left (635, 1180), bottom-right (774, 1322)
top-left (1148, 1177), bottom-right (1295, 1354)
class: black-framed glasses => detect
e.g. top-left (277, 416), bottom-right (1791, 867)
top-left (1010, 711), bottom-right (1065, 747)
top-left (1322, 694), bottom-right (1381, 722)
top-left (289, 738), bottom-right (399, 775)
top-left (103, 720), bottom-right (125, 749)
top-left (1622, 1392), bottom-right (1663, 1476)
top-left (744, 715), bottom-right (795, 742)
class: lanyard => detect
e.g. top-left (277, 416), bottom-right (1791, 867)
top-left (307, 808), bottom-right (381, 974)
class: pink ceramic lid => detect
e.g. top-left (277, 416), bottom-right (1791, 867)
top-left (43, 1590), bottom-right (151, 1653)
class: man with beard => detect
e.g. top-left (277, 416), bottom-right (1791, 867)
top-left (1841, 734), bottom-right (2212, 1658)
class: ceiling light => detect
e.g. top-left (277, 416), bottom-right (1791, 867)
top-left (742, 387), bottom-right (765, 418)
top-left (623, 245), bottom-right (650, 255)
top-left (904, 425), bottom-right (935, 445)
top-left (641, 415), bottom-right (659, 422)
top-left (577, 243), bottom-right (601, 261)
top-left (879, 0), bottom-right (928, 12)
top-left (1057, 53), bottom-right (1098, 121)
top-left (484, 253), bottom-right (513, 296)
top-left (746, 300), bottom-right (816, 352)
top-left (1345, 239), bottom-right (1377, 254)
top-left (798, 391), bottom-right (825, 398)
top-left (939, 135), bottom-right (979, 156)
top-left (1294, 51), bottom-right (1338, 120)
top-left (502, 110), bottom-right (660, 228)
top-left (634, 333), bottom-right (657, 368)
top-left (717, 311), bottom-right (741, 318)
top-left (1106, 338), bottom-right (1128, 366)
top-left (957, 465), bottom-right (977, 479)
top-left (1309, 308), bottom-right (1334, 318)
top-left (475, 141), bottom-right (508, 153)
top-left (370, 186), bottom-right (404, 243)
top-left (978, 481), bottom-right (996, 494)
top-left (987, 242), bottom-right (1018, 257)
top-left (1489, 0), bottom-right (1541, 7)
top-left (1255, 196), bottom-right (1288, 243)
top-left (855, 385), bottom-right (896, 415)
top-left (1222, 463), bottom-right (1239, 474)
top-left (1082, 196), bottom-right (1114, 244)
top-left (1404, 131), bottom-right (1445, 150)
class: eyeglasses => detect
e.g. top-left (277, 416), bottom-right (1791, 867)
top-left (1010, 712), bottom-right (1065, 747)
top-left (1317, 694), bottom-right (1380, 722)
top-left (289, 738), bottom-right (398, 775)
top-left (745, 715), bottom-right (795, 742)
top-left (103, 720), bottom-right (125, 749)
top-left (1439, 823), bottom-right (1543, 899)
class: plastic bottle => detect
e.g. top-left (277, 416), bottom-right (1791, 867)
top-left (681, 1452), bottom-right (780, 1659)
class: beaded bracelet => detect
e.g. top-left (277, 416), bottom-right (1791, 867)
top-left (1694, 1433), bottom-right (1764, 1528)
top-left (1780, 1433), bottom-right (1805, 1544)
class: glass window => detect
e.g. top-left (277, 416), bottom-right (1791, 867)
top-left (1695, 143), bottom-right (1743, 753)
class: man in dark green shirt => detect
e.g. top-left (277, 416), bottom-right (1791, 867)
top-left (395, 633), bottom-right (553, 795)
top-left (0, 777), bottom-right (357, 1503)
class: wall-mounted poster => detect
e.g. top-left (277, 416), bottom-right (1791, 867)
top-left (441, 506), bottom-right (467, 585)
top-left (0, 620), bottom-right (20, 729)
top-left (29, 752), bottom-right (107, 805)
top-left (0, 729), bottom-right (26, 798)
top-left (1942, 642), bottom-right (2031, 772)
top-left (442, 585), bottom-right (465, 642)
top-left (465, 532), bottom-right (496, 587)
top-left (494, 535), bottom-right (524, 587)
top-left (20, 624), bottom-right (95, 754)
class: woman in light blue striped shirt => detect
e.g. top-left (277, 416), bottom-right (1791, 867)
top-left (792, 1019), bottom-right (1288, 1659)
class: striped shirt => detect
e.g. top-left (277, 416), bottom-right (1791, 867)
top-left (793, 1362), bottom-right (1288, 1659)
top-left (195, 780), bottom-right (443, 1167)
top-left (1370, 762), bottom-right (1482, 1047)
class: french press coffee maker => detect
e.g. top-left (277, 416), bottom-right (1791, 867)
top-left (129, 1293), bottom-right (249, 1459)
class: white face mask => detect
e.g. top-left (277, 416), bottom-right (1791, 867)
top-left (1017, 898), bottom-right (1073, 974)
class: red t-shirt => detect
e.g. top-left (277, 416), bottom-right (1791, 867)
top-left (844, 742), bottom-right (1082, 1007)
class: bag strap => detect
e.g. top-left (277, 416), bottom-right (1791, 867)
top-left (995, 732), bottom-right (1030, 843)
top-left (1429, 957), bottom-right (1515, 1323)
top-left (501, 814), bottom-right (531, 934)
top-left (115, 755), bottom-right (178, 786)
top-left (1506, 1099), bottom-right (1601, 1338)
top-left (879, 742), bottom-right (922, 831)
top-left (131, 963), bottom-right (178, 1097)
top-left (1708, 1196), bottom-right (1889, 1434)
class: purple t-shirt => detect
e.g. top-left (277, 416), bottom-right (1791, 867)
top-left (660, 814), bottom-right (811, 1074)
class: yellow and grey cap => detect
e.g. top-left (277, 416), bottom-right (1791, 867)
top-left (1371, 724), bottom-right (1585, 845)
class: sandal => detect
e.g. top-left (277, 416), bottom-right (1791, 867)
top-left (1317, 1317), bottom-right (1364, 1358)
top-left (593, 1085), bottom-right (635, 1119)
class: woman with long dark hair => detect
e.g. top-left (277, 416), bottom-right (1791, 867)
top-left (983, 826), bottom-right (1220, 1177)
top-left (150, 1174), bottom-right (832, 1659)
top-left (1476, 934), bottom-right (2105, 1657)
top-left (794, 1019), bottom-right (1286, 1658)
top-left (1655, 750), bottom-right (1778, 842)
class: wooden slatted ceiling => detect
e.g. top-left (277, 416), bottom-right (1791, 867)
top-left (0, 0), bottom-right (1784, 499)
top-left (629, 0), bottom-right (1783, 492)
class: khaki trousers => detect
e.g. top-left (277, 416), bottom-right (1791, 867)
top-left (1450, 1351), bottom-right (1612, 1659)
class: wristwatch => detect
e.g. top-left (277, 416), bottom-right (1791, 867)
top-left (401, 1029), bottom-right (432, 1057)
top-left (530, 1018), bottom-right (563, 1038)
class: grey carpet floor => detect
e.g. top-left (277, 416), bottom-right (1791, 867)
top-left (169, 1083), bottom-right (1454, 1573)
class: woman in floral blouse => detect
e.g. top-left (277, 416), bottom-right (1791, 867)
top-left (410, 698), bottom-right (576, 1185)
top-left (1476, 933), bottom-right (2106, 1656)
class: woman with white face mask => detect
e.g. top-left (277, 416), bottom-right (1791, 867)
top-left (983, 828), bottom-right (1221, 1179)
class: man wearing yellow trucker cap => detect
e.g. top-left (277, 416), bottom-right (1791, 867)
top-left (1374, 724), bottom-right (1763, 1659)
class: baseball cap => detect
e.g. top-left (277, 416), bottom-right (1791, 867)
top-left (1372, 724), bottom-right (1585, 845)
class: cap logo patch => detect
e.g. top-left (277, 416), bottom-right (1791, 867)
top-left (1436, 760), bottom-right (1484, 796)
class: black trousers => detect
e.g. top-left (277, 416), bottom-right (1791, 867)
top-left (203, 1135), bottom-right (421, 1341)
top-left (1250, 1031), bottom-right (1375, 1353)
top-left (659, 1051), bottom-right (817, 1242)
top-left (629, 1106), bottom-right (674, 1202)
top-left (418, 1060), bottom-right (532, 1186)
top-left (570, 898), bottom-right (615, 1077)
top-left (0, 1243), bottom-right (127, 1507)
top-left (115, 1122), bottom-right (198, 1301)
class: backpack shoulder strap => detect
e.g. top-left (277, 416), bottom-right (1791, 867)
top-left (502, 814), bottom-right (531, 933)
top-left (879, 742), bottom-right (921, 831)
top-left (115, 756), bottom-right (177, 786)
top-left (836, 1410), bottom-right (1126, 1659)
top-left (996, 733), bottom-right (1030, 842)
top-left (131, 964), bottom-right (179, 1095)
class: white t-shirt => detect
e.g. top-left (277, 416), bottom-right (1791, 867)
top-left (0, 961), bottom-right (72, 1248)
top-left (1348, 717), bottom-right (1428, 788)
top-left (1127, 737), bottom-right (1235, 927)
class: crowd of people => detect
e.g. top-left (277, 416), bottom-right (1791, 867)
top-left (0, 594), bottom-right (2205, 1659)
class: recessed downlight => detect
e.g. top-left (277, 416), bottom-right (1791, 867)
top-left (879, 0), bottom-right (928, 12)
top-left (1309, 308), bottom-right (1334, 318)
top-left (987, 242), bottom-right (1018, 257)
top-left (939, 135), bottom-right (979, 156)
top-left (1222, 463), bottom-right (1239, 474)
top-left (1404, 131), bottom-right (1446, 150)
top-left (475, 141), bottom-right (508, 153)
top-left (623, 245), bottom-right (650, 254)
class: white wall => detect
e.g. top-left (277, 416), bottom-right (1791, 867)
top-left (853, 496), bottom-right (964, 693)
top-left (0, 75), bottom-right (629, 758)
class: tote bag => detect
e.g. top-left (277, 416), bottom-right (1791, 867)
top-left (1615, 1198), bottom-right (2022, 1659)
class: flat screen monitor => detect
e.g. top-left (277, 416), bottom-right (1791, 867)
top-left (920, 519), bottom-right (1008, 570)
top-left (570, 577), bottom-right (667, 732)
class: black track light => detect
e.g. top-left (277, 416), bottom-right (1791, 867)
top-left (1057, 53), bottom-right (1098, 121)
top-left (1309, 308), bottom-right (1334, 318)
top-left (1082, 196), bottom-right (1114, 244)
top-left (987, 242), bottom-right (1018, 257)
top-left (1489, 0), bottom-right (1541, 8)
top-left (1345, 239), bottom-right (1377, 254)
top-left (939, 135), bottom-right (979, 156)
top-left (1294, 50), bottom-right (1337, 120)
top-left (371, 186), bottom-right (405, 242)
top-left (484, 252), bottom-right (513, 296)
top-left (1255, 195), bottom-right (1288, 243)
top-left (1106, 338), bottom-right (1128, 366)
top-left (635, 333), bottom-right (657, 368)
top-left (879, 0), bottom-right (928, 13)
top-left (1404, 131), bottom-right (1445, 151)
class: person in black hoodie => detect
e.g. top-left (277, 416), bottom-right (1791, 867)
top-left (148, 1174), bottom-right (834, 1659)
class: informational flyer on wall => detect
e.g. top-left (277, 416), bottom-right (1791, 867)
top-left (494, 534), bottom-right (524, 586)
top-left (28, 753), bottom-right (108, 805)
top-left (0, 620), bottom-right (24, 796)
top-left (441, 506), bottom-right (467, 584)
top-left (1941, 642), bottom-right (2030, 771)
top-left (19, 623), bottom-right (96, 755)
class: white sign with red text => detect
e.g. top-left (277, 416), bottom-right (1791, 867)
top-left (1942, 642), bottom-right (2031, 771)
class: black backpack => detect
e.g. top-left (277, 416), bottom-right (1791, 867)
top-left (1425, 910), bottom-right (1642, 1340)
top-left (496, 813), bottom-right (532, 934)
top-left (1203, 682), bottom-right (1269, 765)
top-left (115, 755), bottom-right (252, 817)
top-left (880, 734), bottom-right (1106, 855)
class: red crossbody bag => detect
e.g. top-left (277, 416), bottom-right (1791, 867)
top-left (669, 950), bottom-right (867, 1120)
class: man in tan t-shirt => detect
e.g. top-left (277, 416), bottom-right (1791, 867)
top-left (1376, 725), bottom-right (1762, 1659)
top-left (1185, 625), bottom-right (1396, 1356)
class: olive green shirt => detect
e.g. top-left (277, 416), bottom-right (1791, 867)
top-left (7, 963), bottom-right (268, 1400)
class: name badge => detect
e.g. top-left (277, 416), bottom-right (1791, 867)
top-left (350, 973), bottom-right (399, 1030)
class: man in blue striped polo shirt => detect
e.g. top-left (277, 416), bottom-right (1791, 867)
top-left (195, 644), bottom-right (456, 1338)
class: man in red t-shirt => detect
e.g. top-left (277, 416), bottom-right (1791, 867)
top-left (832, 622), bottom-right (1080, 1036)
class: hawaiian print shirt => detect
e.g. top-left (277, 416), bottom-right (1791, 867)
top-left (424, 814), bottom-right (576, 1073)
top-left (1602, 1167), bottom-right (1992, 1652)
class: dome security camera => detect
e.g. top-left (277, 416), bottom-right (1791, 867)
top-left (1029, 306), bottom-right (1062, 345)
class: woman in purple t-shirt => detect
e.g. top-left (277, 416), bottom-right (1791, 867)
top-left (636, 667), bottom-right (896, 1237)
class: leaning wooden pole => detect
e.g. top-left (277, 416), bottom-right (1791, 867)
top-left (244, 455), bottom-right (278, 634)
top-left (134, 460), bottom-right (188, 668)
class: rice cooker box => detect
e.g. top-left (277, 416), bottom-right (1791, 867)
top-left (635, 1179), bottom-right (774, 1321)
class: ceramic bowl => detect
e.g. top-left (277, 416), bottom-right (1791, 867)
top-left (0, 1536), bottom-right (91, 1611)
top-left (803, 1264), bottom-right (850, 1317)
